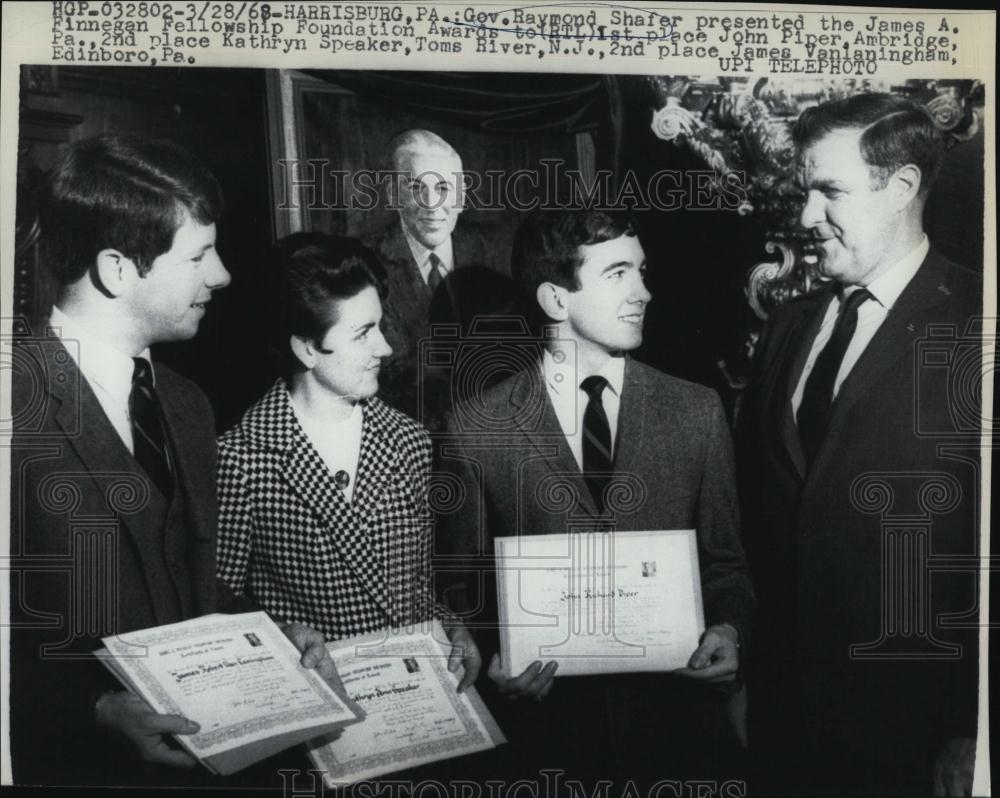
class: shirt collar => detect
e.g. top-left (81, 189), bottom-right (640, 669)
top-left (49, 305), bottom-right (153, 393)
top-left (401, 223), bottom-right (454, 276)
top-left (543, 347), bottom-right (625, 397)
top-left (862, 235), bottom-right (929, 310)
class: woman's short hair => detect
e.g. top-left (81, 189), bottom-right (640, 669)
top-left (276, 233), bottom-right (388, 371)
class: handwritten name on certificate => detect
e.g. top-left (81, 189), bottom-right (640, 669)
top-left (308, 621), bottom-right (505, 785)
top-left (99, 612), bottom-right (357, 765)
top-left (495, 530), bottom-right (705, 677)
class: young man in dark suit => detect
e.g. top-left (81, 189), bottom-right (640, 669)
top-left (9, 135), bottom-right (338, 786)
top-left (737, 94), bottom-right (982, 796)
top-left (435, 209), bottom-right (754, 789)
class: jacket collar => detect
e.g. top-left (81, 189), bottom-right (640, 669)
top-left (42, 336), bottom-right (193, 624)
top-left (812, 248), bottom-right (960, 466)
top-left (237, 378), bottom-right (398, 451)
top-left (775, 249), bottom-right (960, 482)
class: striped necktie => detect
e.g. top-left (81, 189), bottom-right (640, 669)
top-left (130, 358), bottom-right (173, 498)
top-left (581, 375), bottom-right (613, 513)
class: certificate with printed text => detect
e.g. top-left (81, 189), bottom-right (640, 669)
top-left (307, 620), bottom-right (505, 786)
top-left (495, 530), bottom-right (705, 677)
top-left (97, 612), bottom-right (361, 775)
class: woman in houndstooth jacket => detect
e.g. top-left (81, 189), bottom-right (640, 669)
top-left (217, 235), bottom-right (479, 689)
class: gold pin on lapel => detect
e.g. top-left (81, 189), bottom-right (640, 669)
top-left (938, 284), bottom-right (952, 296)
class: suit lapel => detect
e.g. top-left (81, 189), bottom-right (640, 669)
top-left (156, 375), bottom-right (213, 618)
top-left (157, 376), bottom-right (205, 531)
top-left (50, 354), bottom-right (137, 488)
top-left (774, 295), bottom-right (831, 480)
top-left (820, 254), bottom-right (953, 452)
top-left (611, 357), bottom-right (643, 480)
top-left (453, 227), bottom-right (476, 271)
top-left (46, 340), bottom-right (174, 622)
top-left (508, 366), bottom-right (599, 517)
top-left (390, 225), bottom-right (433, 299)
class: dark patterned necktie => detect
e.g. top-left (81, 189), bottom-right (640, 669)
top-left (581, 375), bottom-right (613, 513)
top-left (427, 252), bottom-right (443, 292)
top-left (130, 358), bottom-right (173, 498)
top-left (797, 288), bottom-right (873, 466)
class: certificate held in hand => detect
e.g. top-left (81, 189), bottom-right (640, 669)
top-left (307, 620), bottom-right (505, 786)
top-left (495, 529), bottom-right (704, 677)
top-left (95, 612), bottom-right (363, 775)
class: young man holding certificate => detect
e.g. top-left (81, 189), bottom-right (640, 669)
top-left (8, 135), bottom-right (340, 787)
top-left (436, 209), bottom-right (754, 789)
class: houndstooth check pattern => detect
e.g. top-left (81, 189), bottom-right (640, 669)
top-left (217, 379), bottom-right (438, 641)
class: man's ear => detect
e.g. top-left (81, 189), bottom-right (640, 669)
top-left (888, 163), bottom-right (922, 211)
top-left (289, 335), bottom-right (315, 371)
top-left (93, 249), bottom-right (135, 298)
top-left (536, 281), bottom-right (569, 322)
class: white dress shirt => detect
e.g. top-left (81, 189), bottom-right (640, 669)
top-left (49, 305), bottom-right (153, 454)
top-left (402, 226), bottom-right (454, 285)
top-left (793, 236), bottom-right (929, 415)
top-left (542, 348), bottom-right (625, 471)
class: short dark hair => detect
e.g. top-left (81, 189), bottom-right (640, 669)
top-left (793, 93), bottom-right (944, 194)
top-left (278, 233), bottom-right (387, 373)
top-left (511, 209), bottom-right (637, 322)
top-left (38, 135), bottom-right (223, 284)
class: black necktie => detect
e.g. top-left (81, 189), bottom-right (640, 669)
top-left (581, 375), bottom-right (613, 513)
top-left (427, 252), bottom-right (443, 292)
top-left (797, 288), bottom-right (872, 465)
top-left (130, 358), bottom-right (173, 498)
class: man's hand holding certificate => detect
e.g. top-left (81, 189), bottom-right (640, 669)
top-left (494, 530), bottom-right (724, 686)
top-left (95, 612), bottom-right (362, 775)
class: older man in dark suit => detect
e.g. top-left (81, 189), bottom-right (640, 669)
top-left (436, 209), bottom-right (754, 789)
top-left (369, 129), bottom-right (496, 428)
top-left (737, 94), bottom-right (982, 797)
top-left (8, 135), bottom-right (337, 787)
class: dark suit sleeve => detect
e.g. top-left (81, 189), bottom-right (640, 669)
top-left (695, 391), bottom-right (755, 644)
top-left (432, 412), bottom-right (488, 624)
top-left (407, 425), bottom-right (453, 624)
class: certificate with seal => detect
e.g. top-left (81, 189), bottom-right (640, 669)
top-left (96, 611), bottom-right (362, 775)
top-left (495, 529), bottom-right (704, 677)
top-left (307, 620), bottom-right (505, 786)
